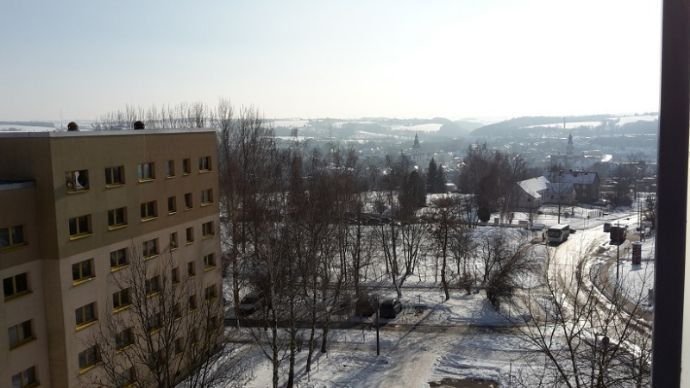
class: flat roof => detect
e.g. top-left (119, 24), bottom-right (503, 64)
top-left (0, 180), bottom-right (35, 191)
top-left (0, 128), bottom-right (217, 139)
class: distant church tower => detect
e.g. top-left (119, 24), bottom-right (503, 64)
top-left (413, 133), bottom-right (421, 149)
top-left (566, 133), bottom-right (574, 157)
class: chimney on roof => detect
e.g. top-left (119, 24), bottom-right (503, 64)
top-left (67, 122), bottom-right (79, 131)
top-left (133, 121), bottom-right (145, 130)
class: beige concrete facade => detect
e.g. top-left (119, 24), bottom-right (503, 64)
top-left (0, 129), bottom-right (222, 388)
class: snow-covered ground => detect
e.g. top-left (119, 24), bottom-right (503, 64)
top-left (237, 289), bottom-right (535, 387)
top-left (607, 236), bottom-right (655, 305)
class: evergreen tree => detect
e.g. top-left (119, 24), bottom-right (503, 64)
top-left (399, 170), bottom-right (426, 214)
top-left (427, 158), bottom-right (438, 193)
top-left (435, 165), bottom-right (446, 193)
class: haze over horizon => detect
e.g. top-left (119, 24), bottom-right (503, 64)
top-left (1, 0), bottom-right (661, 121)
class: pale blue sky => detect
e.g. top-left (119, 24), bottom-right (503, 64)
top-left (0, 0), bottom-right (661, 121)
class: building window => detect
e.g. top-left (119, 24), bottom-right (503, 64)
top-left (203, 253), bottom-right (216, 269)
top-left (3, 273), bottom-right (29, 299)
top-left (170, 232), bottom-right (178, 250)
top-left (140, 201), bottom-right (158, 220)
top-left (146, 276), bottom-right (161, 296)
top-left (11, 366), bottom-right (38, 388)
top-left (112, 288), bottom-right (131, 311)
top-left (201, 188), bottom-right (213, 205)
top-left (182, 158), bottom-right (191, 174)
top-left (78, 345), bottom-right (100, 370)
top-left (0, 225), bottom-right (25, 249)
top-left (115, 327), bottom-right (134, 350)
top-left (116, 367), bottom-right (136, 387)
top-left (137, 162), bottom-right (155, 181)
top-left (185, 227), bottom-right (194, 244)
top-left (188, 294), bottom-right (197, 310)
top-left (146, 312), bottom-right (162, 332)
top-left (202, 221), bottom-right (215, 238)
top-left (167, 196), bottom-right (177, 214)
top-left (204, 284), bottom-right (218, 301)
top-left (75, 302), bottom-right (97, 327)
top-left (105, 166), bottom-right (125, 186)
top-left (72, 259), bottom-right (95, 283)
top-left (107, 207), bottom-right (128, 229)
top-left (187, 262), bottom-right (196, 277)
top-left (184, 193), bottom-right (193, 209)
top-left (167, 160), bottom-right (176, 178)
top-left (65, 169), bottom-right (89, 192)
top-left (142, 239), bottom-right (159, 258)
top-left (199, 156), bottom-right (212, 172)
top-left (8, 320), bottom-right (34, 349)
top-left (110, 248), bottom-right (129, 269)
top-left (68, 214), bottom-right (92, 238)
top-left (172, 267), bottom-right (180, 284)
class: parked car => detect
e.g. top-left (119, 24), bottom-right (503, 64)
top-left (238, 293), bottom-right (264, 316)
top-left (355, 293), bottom-right (377, 317)
top-left (379, 297), bottom-right (403, 319)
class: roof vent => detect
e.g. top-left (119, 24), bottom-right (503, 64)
top-left (67, 122), bottom-right (79, 131)
top-left (133, 121), bottom-right (145, 130)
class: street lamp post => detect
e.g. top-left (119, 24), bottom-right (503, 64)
top-left (615, 221), bottom-right (620, 284)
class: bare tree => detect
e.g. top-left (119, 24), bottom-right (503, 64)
top-left (90, 246), bottom-right (241, 388)
top-left (428, 196), bottom-right (461, 301)
top-left (510, 247), bottom-right (652, 387)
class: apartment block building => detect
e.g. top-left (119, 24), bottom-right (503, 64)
top-left (0, 129), bottom-right (223, 388)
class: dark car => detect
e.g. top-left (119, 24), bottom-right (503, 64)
top-left (355, 293), bottom-right (377, 317)
top-left (379, 297), bottom-right (403, 319)
top-left (238, 293), bottom-right (264, 316)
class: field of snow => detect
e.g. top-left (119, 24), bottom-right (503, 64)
top-left (616, 114), bottom-right (658, 126)
top-left (391, 123), bottom-right (443, 133)
top-left (238, 288), bottom-right (534, 388)
top-left (270, 119), bottom-right (309, 128)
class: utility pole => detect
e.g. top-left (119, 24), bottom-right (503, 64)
top-left (375, 296), bottom-right (380, 356)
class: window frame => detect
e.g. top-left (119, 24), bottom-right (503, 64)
top-left (3, 273), bottom-right (30, 300)
top-left (142, 238), bottom-right (159, 259)
top-left (11, 365), bottom-right (38, 388)
top-left (0, 225), bottom-right (26, 250)
top-left (201, 188), bottom-right (213, 205)
top-left (68, 214), bottom-right (92, 239)
top-left (140, 200), bottom-right (158, 221)
top-left (198, 156), bottom-right (212, 172)
top-left (75, 302), bottom-right (97, 328)
top-left (72, 259), bottom-right (95, 284)
top-left (185, 227), bottom-right (194, 244)
top-left (110, 248), bottom-right (129, 270)
top-left (167, 159), bottom-right (176, 178)
top-left (145, 275), bottom-right (161, 296)
top-left (112, 288), bottom-right (131, 311)
top-left (105, 165), bottom-right (125, 187)
top-left (78, 345), bottom-right (100, 371)
top-left (137, 162), bottom-right (155, 182)
top-left (115, 327), bottom-right (134, 350)
top-left (184, 193), bottom-right (193, 210)
top-left (8, 319), bottom-right (34, 349)
top-left (167, 196), bottom-right (177, 214)
top-left (202, 221), bottom-right (215, 238)
top-left (203, 253), bottom-right (216, 269)
top-left (65, 169), bottom-right (90, 192)
top-left (107, 207), bottom-right (128, 230)
top-left (182, 158), bottom-right (191, 175)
